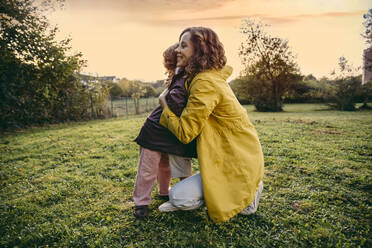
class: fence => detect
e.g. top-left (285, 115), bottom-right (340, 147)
top-left (110, 96), bottom-right (159, 117)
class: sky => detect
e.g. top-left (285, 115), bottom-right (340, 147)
top-left (48, 0), bottom-right (371, 82)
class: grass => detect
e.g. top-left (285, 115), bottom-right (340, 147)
top-left (0, 104), bottom-right (371, 247)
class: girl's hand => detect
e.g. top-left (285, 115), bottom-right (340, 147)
top-left (159, 88), bottom-right (169, 108)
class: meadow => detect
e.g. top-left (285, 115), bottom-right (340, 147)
top-left (0, 104), bottom-right (371, 247)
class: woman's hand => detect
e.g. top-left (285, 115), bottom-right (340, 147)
top-left (158, 88), bottom-right (169, 108)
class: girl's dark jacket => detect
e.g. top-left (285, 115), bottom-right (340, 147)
top-left (134, 70), bottom-right (197, 158)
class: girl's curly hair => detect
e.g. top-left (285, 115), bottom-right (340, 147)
top-left (179, 27), bottom-right (227, 80)
top-left (163, 43), bottom-right (179, 78)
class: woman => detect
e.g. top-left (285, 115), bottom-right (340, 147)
top-left (158, 27), bottom-right (264, 223)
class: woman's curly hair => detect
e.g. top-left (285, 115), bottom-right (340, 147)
top-left (163, 43), bottom-right (179, 78)
top-left (179, 27), bottom-right (227, 80)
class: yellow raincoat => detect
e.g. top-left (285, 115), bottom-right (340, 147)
top-left (160, 65), bottom-right (264, 223)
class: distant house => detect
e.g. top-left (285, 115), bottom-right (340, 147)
top-left (79, 74), bottom-right (119, 84)
top-left (77, 73), bottom-right (119, 91)
top-left (362, 47), bottom-right (372, 84)
top-left (99, 76), bottom-right (118, 83)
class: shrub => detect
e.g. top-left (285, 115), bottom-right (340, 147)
top-left (326, 76), bottom-right (362, 111)
top-left (324, 57), bottom-right (364, 111)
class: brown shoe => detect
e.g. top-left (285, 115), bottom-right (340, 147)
top-left (134, 205), bottom-right (148, 218)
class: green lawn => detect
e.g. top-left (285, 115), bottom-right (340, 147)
top-left (0, 104), bottom-right (371, 247)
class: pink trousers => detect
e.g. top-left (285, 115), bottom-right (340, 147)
top-left (133, 147), bottom-right (171, 206)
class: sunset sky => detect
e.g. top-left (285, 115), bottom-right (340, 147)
top-left (48, 0), bottom-right (371, 82)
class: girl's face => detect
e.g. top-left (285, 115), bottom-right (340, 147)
top-left (175, 32), bottom-right (194, 67)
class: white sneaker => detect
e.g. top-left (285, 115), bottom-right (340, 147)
top-left (158, 201), bottom-right (179, 212)
top-left (240, 181), bottom-right (263, 215)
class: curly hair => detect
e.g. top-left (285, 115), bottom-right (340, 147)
top-left (179, 27), bottom-right (227, 80)
top-left (163, 43), bottom-right (179, 77)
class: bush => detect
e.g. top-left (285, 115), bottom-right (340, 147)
top-left (360, 80), bottom-right (372, 108)
top-left (229, 78), bottom-right (250, 103)
top-left (326, 76), bottom-right (362, 111)
top-left (323, 57), bottom-right (364, 111)
top-left (285, 79), bottom-right (325, 103)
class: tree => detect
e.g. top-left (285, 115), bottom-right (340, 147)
top-left (361, 9), bottom-right (372, 108)
top-left (109, 83), bottom-right (124, 97)
top-left (0, 0), bottom-right (106, 129)
top-left (105, 81), bottom-right (123, 97)
top-left (304, 74), bottom-right (317, 81)
top-left (118, 79), bottom-right (145, 114)
top-left (239, 19), bottom-right (301, 111)
top-left (362, 9), bottom-right (372, 46)
top-left (130, 81), bottom-right (146, 114)
top-left (88, 79), bottom-right (111, 118)
top-left (142, 85), bottom-right (156, 97)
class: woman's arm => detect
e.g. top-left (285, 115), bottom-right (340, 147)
top-left (159, 79), bottom-right (220, 144)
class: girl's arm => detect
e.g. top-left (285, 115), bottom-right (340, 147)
top-left (166, 85), bottom-right (188, 117)
top-left (159, 79), bottom-right (220, 144)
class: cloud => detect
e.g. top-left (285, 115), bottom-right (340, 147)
top-left (68, 0), bottom-right (237, 13)
top-left (295, 11), bottom-right (365, 19)
top-left (65, 1), bottom-right (366, 27)
top-left (157, 10), bottom-right (365, 25)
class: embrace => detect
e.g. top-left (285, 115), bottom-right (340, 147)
top-left (132, 27), bottom-right (264, 223)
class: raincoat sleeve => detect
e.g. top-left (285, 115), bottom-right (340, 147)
top-left (160, 78), bottom-right (220, 144)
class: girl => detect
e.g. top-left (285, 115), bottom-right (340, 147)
top-left (132, 44), bottom-right (197, 218)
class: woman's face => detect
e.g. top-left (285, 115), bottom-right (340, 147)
top-left (175, 32), bottom-right (194, 67)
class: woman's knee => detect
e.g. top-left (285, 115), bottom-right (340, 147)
top-left (169, 173), bottom-right (203, 205)
top-left (169, 185), bottom-right (204, 210)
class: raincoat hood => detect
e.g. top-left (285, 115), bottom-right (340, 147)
top-left (192, 65), bottom-right (233, 85)
top-left (219, 65), bottom-right (233, 81)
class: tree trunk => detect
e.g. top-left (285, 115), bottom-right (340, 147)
top-left (90, 93), bottom-right (95, 118)
top-left (110, 96), bottom-right (113, 117)
top-left (273, 81), bottom-right (282, 112)
top-left (271, 81), bottom-right (281, 112)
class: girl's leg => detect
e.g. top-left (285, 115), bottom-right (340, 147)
top-left (159, 173), bottom-right (204, 212)
top-left (168, 154), bottom-right (192, 179)
top-left (157, 153), bottom-right (171, 196)
top-left (133, 147), bottom-right (162, 206)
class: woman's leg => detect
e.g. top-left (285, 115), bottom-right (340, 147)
top-left (157, 153), bottom-right (171, 196)
top-left (240, 181), bottom-right (264, 215)
top-left (159, 173), bottom-right (204, 212)
top-left (133, 147), bottom-right (162, 206)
